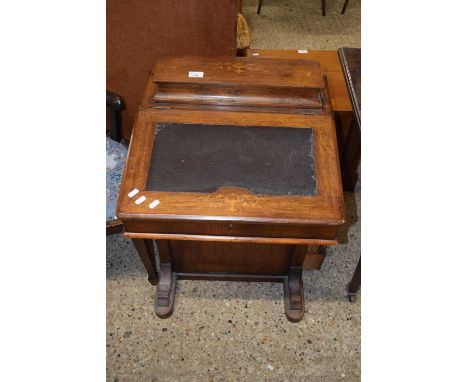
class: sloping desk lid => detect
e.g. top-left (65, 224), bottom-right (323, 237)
top-left (150, 57), bottom-right (326, 112)
top-left (117, 56), bottom-right (344, 231)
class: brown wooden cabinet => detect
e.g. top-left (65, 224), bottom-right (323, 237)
top-left (107, 0), bottom-right (238, 141)
top-left (117, 57), bottom-right (345, 322)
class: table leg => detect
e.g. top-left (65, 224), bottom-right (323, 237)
top-left (284, 245), bottom-right (307, 322)
top-left (341, 117), bottom-right (361, 191)
top-left (322, 0), bottom-right (326, 16)
top-left (131, 238), bottom-right (158, 285)
top-left (257, 0), bottom-right (263, 14)
top-left (155, 263), bottom-right (177, 318)
top-left (303, 245), bottom-right (326, 270)
top-left (347, 257), bottom-right (361, 302)
top-left (341, 0), bottom-right (350, 14)
top-left (154, 240), bottom-right (177, 318)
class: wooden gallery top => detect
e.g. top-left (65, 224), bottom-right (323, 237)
top-left (117, 57), bottom-right (345, 322)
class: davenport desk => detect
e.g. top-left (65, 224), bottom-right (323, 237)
top-left (117, 57), bottom-right (345, 322)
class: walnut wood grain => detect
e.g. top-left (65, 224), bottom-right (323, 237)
top-left (153, 83), bottom-right (323, 110)
top-left (170, 241), bottom-right (292, 275)
top-left (246, 49), bottom-right (352, 112)
top-left (153, 57), bottom-right (324, 89)
top-left (150, 57), bottom-right (327, 114)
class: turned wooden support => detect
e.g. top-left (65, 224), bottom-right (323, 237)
top-left (131, 238), bottom-right (158, 285)
top-left (303, 245), bottom-right (326, 270)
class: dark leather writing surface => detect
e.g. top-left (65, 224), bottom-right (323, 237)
top-left (146, 123), bottom-right (317, 196)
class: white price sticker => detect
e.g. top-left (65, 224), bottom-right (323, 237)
top-left (149, 200), bottom-right (160, 209)
top-left (188, 71), bottom-right (204, 78)
top-left (298, 49), bottom-right (308, 54)
top-left (135, 196), bottom-right (146, 205)
top-left (128, 188), bottom-right (139, 197)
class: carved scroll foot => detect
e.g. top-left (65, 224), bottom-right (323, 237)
top-left (155, 263), bottom-right (177, 318)
top-left (283, 266), bottom-right (305, 322)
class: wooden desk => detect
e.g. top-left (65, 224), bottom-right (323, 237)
top-left (117, 57), bottom-right (345, 322)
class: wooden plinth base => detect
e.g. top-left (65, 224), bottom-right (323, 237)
top-left (154, 263), bottom-right (177, 318)
top-left (154, 263), bottom-right (305, 322)
top-left (130, 239), bottom-right (327, 322)
top-left (283, 267), bottom-right (305, 322)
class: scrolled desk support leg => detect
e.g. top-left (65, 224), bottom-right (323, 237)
top-left (131, 238), bottom-right (158, 285)
top-left (284, 267), bottom-right (305, 322)
top-left (284, 245), bottom-right (307, 322)
top-left (155, 263), bottom-right (177, 318)
top-left (154, 240), bottom-right (176, 318)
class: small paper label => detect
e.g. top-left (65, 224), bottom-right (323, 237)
top-left (135, 196), bottom-right (146, 205)
top-left (149, 200), bottom-right (160, 209)
top-left (128, 188), bottom-right (139, 197)
top-left (252, 53), bottom-right (260, 56)
top-left (188, 71), bottom-right (204, 78)
top-left (298, 49), bottom-right (308, 54)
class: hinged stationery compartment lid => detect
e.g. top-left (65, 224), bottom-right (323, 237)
top-left (151, 57), bottom-right (326, 112)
